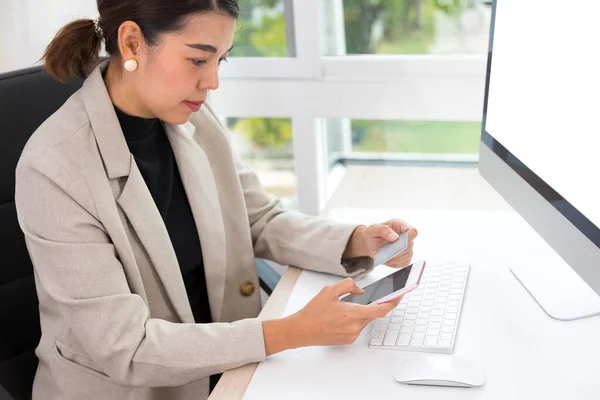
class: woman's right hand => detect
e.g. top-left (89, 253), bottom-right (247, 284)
top-left (262, 278), bottom-right (400, 355)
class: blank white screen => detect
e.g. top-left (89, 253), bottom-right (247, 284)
top-left (486, 1), bottom-right (600, 229)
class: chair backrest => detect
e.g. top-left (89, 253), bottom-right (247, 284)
top-left (0, 66), bottom-right (83, 400)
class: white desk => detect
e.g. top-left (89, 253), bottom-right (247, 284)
top-left (241, 208), bottom-right (600, 400)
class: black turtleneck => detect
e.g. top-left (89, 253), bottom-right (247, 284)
top-left (113, 106), bottom-right (213, 325)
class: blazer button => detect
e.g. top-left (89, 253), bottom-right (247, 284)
top-left (239, 281), bottom-right (256, 297)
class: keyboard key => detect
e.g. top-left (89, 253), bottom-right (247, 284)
top-left (371, 336), bottom-right (384, 346)
top-left (445, 313), bottom-right (457, 320)
top-left (422, 300), bottom-right (434, 306)
top-left (416, 318), bottom-right (429, 326)
top-left (442, 326), bottom-right (455, 334)
top-left (401, 326), bottom-right (414, 334)
top-left (414, 326), bottom-right (427, 332)
top-left (431, 316), bottom-right (443, 323)
top-left (432, 309), bottom-right (444, 316)
top-left (441, 333), bottom-right (453, 340)
top-left (423, 294), bottom-right (435, 300)
top-left (448, 300), bottom-right (460, 307)
top-left (443, 320), bottom-right (455, 327)
top-left (384, 330), bottom-right (400, 346)
top-left (418, 312), bottom-right (431, 319)
top-left (425, 337), bottom-right (439, 347)
top-left (421, 306), bottom-right (433, 312)
top-left (450, 295), bottom-right (462, 301)
top-left (438, 340), bottom-right (453, 348)
top-left (413, 332), bottom-right (426, 340)
top-left (429, 322), bottom-right (442, 330)
top-left (447, 306), bottom-right (459, 313)
top-left (397, 334), bottom-right (411, 346)
top-left (389, 323), bottom-right (402, 330)
top-left (433, 304), bottom-right (446, 310)
top-left (410, 338), bottom-right (424, 346)
top-left (391, 317), bottom-right (403, 323)
top-left (427, 329), bottom-right (440, 337)
top-left (393, 310), bottom-right (406, 317)
top-left (372, 330), bottom-right (385, 338)
top-left (403, 320), bottom-right (416, 327)
top-left (404, 314), bottom-right (417, 321)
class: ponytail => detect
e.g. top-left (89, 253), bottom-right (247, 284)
top-left (43, 19), bottom-right (102, 83)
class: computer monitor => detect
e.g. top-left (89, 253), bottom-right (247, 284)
top-left (479, 0), bottom-right (600, 320)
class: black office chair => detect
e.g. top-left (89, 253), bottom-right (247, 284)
top-left (0, 65), bottom-right (282, 399)
top-left (0, 66), bottom-right (84, 400)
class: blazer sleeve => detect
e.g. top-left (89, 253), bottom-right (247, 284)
top-left (15, 146), bottom-right (266, 388)
top-left (235, 155), bottom-right (374, 277)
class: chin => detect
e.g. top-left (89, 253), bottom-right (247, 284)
top-left (162, 111), bottom-right (193, 126)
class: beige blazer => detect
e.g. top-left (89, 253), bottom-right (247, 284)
top-left (14, 62), bottom-right (372, 400)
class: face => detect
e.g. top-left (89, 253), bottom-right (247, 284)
top-left (117, 12), bottom-right (236, 124)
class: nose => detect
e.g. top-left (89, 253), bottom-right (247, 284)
top-left (198, 63), bottom-right (220, 91)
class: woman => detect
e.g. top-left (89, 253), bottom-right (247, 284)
top-left (15, 1), bottom-right (418, 399)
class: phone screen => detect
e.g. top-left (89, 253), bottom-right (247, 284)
top-left (341, 264), bottom-right (413, 305)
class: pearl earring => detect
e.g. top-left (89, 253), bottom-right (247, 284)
top-left (124, 59), bottom-right (138, 72)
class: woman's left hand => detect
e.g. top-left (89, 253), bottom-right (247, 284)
top-left (343, 219), bottom-right (418, 269)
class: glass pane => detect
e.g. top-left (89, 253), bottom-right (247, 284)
top-left (325, 0), bottom-right (492, 55)
top-left (225, 117), bottom-right (297, 204)
top-left (326, 118), bottom-right (481, 166)
top-left (233, 0), bottom-right (289, 57)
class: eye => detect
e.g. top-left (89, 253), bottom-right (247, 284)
top-left (190, 58), bottom-right (207, 66)
top-left (219, 57), bottom-right (228, 64)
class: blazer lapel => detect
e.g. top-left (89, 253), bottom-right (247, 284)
top-left (116, 159), bottom-right (195, 323)
top-left (81, 61), bottom-right (194, 324)
top-left (164, 121), bottom-right (227, 322)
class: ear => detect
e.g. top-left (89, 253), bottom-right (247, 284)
top-left (117, 21), bottom-right (144, 60)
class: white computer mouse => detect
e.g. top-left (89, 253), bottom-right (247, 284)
top-left (394, 355), bottom-right (486, 388)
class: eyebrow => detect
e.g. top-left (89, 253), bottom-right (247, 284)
top-left (185, 43), bottom-right (234, 53)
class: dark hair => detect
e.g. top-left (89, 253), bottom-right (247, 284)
top-left (43, 0), bottom-right (239, 82)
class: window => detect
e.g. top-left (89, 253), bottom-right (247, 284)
top-left (214, 0), bottom-right (491, 215)
top-left (326, 0), bottom-right (492, 56)
top-left (225, 118), bottom-right (297, 206)
top-left (326, 118), bottom-right (481, 169)
top-left (234, 0), bottom-right (290, 57)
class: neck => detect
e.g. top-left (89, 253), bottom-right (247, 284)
top-left (104, 60), bottom-right (155, 119)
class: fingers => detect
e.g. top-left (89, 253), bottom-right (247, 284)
top-left (373, 297), bottom-right (401, 316)
top-left (328, 278), bottom-right (364, 298)
top-left (371, 224), bottom-right (399, 243)
top-left (349, 297), bottom-right (400, 320)
top-left (384, 219), bottom-right (418, 240)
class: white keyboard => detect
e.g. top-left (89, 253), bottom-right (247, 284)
top-left (368, 260), bottom-right (470, 354)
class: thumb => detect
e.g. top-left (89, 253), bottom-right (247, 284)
top-left (371, 224), bottom-right (399, 243)
top-left (331, 278), bottom-right (364, 298)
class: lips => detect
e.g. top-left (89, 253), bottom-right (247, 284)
top-left (184, 100), bottom-right (204, 112)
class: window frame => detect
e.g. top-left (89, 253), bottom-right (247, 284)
top-left (215, 0), bottom-right (491, 215)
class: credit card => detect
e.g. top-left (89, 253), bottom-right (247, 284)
top-left (373, 230), bottom-right (409, 266)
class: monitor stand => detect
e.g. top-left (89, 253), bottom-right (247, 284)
top-left (511, 260), bottom-right (600, 321)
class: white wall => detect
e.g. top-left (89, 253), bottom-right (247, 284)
top-left (0, 0), bottom-right (98, 73)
